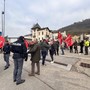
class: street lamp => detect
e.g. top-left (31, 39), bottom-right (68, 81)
top-left (2, 0), bottom-right (6, 37)
top-left (3, 0), bottom-right (5, 37)
top-left (2, 11), bottom-right (4, 36)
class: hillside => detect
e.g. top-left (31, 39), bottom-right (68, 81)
top-left (58, 19), bottom-right (90, 35)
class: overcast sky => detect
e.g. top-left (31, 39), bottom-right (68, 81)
top-left (0, 0), bottom-right (90, 37)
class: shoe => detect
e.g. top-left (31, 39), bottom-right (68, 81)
top-left (8, 64), bottom-right (10, 67)
top-left (28, 73), bottom-right (35, 76)
top-left (51, 61), bottom-right (54, 63)
top-left (42, 64), bottom-right (46, 66)
top-left (35, 72), bottom-right (40, 75)
top-left (16, 79), bottom-right (25, 85)
top-left (13, 80), bottom-right (16, 82)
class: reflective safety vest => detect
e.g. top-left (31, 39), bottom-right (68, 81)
top-left (84, 41), bottom-right (89, 46)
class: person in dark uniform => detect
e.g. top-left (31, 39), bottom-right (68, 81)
top-left (79, 40), bottom-right (84, 53)
top-left (11, 36), bottom-right (27, 85)
top-left (3, 40), bottom-right (11, 70)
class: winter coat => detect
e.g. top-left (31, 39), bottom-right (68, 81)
top-left (11, 39), bottom-right (27, 59)
top-left (49, 44), bottom-right (55, 55)
top-left (3, 43), bottom-right (11, 54)
top-left (40, 41), bottom-right (50, 51)
top-left (28, 43), bottom-right (40, 63)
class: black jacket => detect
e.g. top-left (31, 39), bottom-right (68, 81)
top-left (11, 39), bottom-right (27, 59)
top-left (3, 43), bottom-right (11, 54)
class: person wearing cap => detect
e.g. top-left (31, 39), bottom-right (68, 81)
top-left (11, 36), bottom-right (27, 85)
top-left (3, 40), bottom-right (11, 70)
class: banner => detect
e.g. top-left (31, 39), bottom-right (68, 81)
top-left (64, 34), bottom-right (73, 46)
top-left (58, 32), bottom-right (62, 44)
top-left (0, 36), bottom-right (5, 48)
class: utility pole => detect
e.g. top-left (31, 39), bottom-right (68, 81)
top-left (2, 11), bottom-right (4, 36)
top-left (3, 0), bottom-right (5, 37)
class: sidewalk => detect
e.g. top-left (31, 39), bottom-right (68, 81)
top-left (0, 53), bottom-right (90, 90)
top-left (46, 49), bottom-right (90, 65)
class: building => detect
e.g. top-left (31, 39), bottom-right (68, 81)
top-left (31, 23), bottom-right (66, 41)
top-left (31, 23), bottom-right (52, 40)
top-left (24, 34), bottom-right (32, 41)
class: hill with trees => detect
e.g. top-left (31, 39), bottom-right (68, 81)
top-left (58, 19), bottom-right (90, 35)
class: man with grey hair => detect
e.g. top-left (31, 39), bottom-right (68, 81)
top-left (28, 39), bottom-right (41, 76)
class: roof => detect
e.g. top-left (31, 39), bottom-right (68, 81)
top-left (31, 23), bottom-right (41, 29)
top-left (52, 30), bottom-right (58, 33)
top-left (24, 34), bottom-right (32, 36)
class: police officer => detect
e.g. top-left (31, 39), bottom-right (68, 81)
top-left (11, 36), bottom-right (27, 85)
top-left (3, 40), bottom-right (11, 70)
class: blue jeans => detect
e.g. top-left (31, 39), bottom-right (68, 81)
top-left (13, 58), bottom-right (24, 83)
top-left (4, 54), bottom-right (10, 67)
top-left (61, 48), bottom-right (64, 55)
top-left (41, 50), bottom-right (47, 65)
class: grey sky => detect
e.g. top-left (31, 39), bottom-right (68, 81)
top-left (0, 0), bottom-right (90, 37)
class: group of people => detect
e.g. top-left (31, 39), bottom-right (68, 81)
top-left (69, 38), bottom-right (90, 55)
top-left (2, 36), bottom-right (59, 85)
top-left (2, 36), bottom-right (90, 85)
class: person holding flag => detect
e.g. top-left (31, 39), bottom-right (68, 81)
top-left (58, 31), bottom-right (65, 55)
top-left (58, 31), bottom-right (62, 45)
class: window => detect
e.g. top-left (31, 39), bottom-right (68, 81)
top-left (39, 32), bottom-right (40, 35)
top-left (42, 32), bottom-right (44, 35)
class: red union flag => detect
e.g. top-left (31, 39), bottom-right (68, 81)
top-left (64, 34), bottom-right (73, 46)
top-left (58, 32), bottom-right (62, 44)
top-left (0, 36), bottom-right (5, 48)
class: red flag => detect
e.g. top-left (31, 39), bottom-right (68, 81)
top-left (0, 36), bottom-right (5, 48)
top-left (58, 32), bottom-right (62, 44)
top-left (64, 34), bottom-right (73, 46)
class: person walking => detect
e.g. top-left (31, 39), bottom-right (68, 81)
top-left (60, 41), bottom-right (65, 55)
top-left (40, 39), bottom-right (50, 65)
top-left (54, 40), bottom-right (59, 55)
top-left (11, 36), bottom-right (27, 85)
top-left (3, 40), bottom-right (11, 70)
top-left (28, 40), bottom-right (41, 76)
top-left (49, 41), bottom-right (55, 63)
